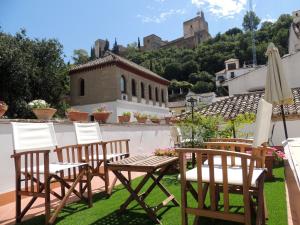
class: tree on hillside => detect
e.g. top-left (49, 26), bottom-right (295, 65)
top-left (188, 71), bottom-right (214, 84)
top-left (90, 46), bottom-right (96, 60)
top-left (72, 49), bottom-right (89, 65)
top-left (164, 62), bottom-right (182, 81)
top-left (138, 37), bottom-right (141, 50)
top-left (112, 38), bottom-right (119, 54)
top-left (242, 11), bottom-right (261, 31)
top-left (104, 39), bottom-right (109, 52)
top-left (0, 29), bottom-right (69, 118)
top-left (225, 27), bottom-right (243, 36)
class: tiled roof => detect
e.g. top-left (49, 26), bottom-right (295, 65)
top-left (197, 88), bottom-right (300, 120)
top-left (69, 52), bottom-right (170, 85)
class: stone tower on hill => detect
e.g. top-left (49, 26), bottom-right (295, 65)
top-left (143, 11), bottom-right (211, 51)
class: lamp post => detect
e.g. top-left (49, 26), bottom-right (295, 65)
top-left (187, 96), bottom-right (197, 167)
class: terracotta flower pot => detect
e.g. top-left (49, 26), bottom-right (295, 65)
top-left (151, 118), bottom-right (160, 124)
top-left (32, 108), bottom-right (56, 120)
top-left (165, 116), bottom-right (171, 124)
top-left (170, 117), bottom-right (180, 124)
top-left (0, 105), bottom-right (8, 118)
top-left (93, 112), bottom-right (111, 123)
top-left (67, 111), bottom-right (89, 122)
top-left (118, 115), bottom-right (130, 123)
top-left (136, 117), bottom-right (147, 123)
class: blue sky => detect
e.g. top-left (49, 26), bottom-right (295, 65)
top-left (1, 0), bottom-right (299, 62)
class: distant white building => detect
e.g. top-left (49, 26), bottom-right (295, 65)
top-left (215, 58), bottom-right (257, 88)
top-left (225, 51), bottom-right (300, 95)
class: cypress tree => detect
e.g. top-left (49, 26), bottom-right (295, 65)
top-left (112, 38), bottom-right (119, 54)
top-left (104, 39), bottom-right (109, 52)
top-left (138, 37), bottom-right (141, 50)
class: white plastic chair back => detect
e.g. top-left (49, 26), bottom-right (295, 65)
top-left (252, 99), bottom-right (273, 147)
top-left (12, 122), bottom-right (58, 152)
top-left (74, 122), bottom-right (102, 144)
top-left (170, 126), bottom-right (182, 145)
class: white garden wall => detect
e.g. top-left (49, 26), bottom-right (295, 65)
top-left (0, 121), bottom-right (173, 194)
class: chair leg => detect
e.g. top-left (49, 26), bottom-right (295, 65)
top-left (87, 167), bottom-right (93, 208)
top-left (44, 177), bottom-right (51, 225)
top-left (15, 181), bottom-right (21, 223)
top-left (104, 165), bottom-right (109, 194)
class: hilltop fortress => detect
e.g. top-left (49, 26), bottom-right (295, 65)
top-left (143, 11), bottom-right (211, 51)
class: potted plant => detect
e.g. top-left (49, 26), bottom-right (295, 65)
top-left (134, 112), bottom-right (148, 123)
top-left (0, 101), bottom-right (8, 118)
top-left (170, 117), bottom-right (180, 124)
top-left (28, 99), bottom-right (56, 120)
top-left (118, 112), bottom-right (131, 123)
top-left (164, 114), bottom-right (172, 124)
top-left (93, 105), bottom-right (112, 123)
top-left (66, 108), bottom-right (89, 122)
top-left (150, 115), bottom-right (161, 124)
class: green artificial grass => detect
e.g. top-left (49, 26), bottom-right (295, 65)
top-left (20, 166), bottom-right (287, 225)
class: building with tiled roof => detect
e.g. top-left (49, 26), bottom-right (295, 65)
top-left (197, 88), bottom-right (300, 121)
top-left (69, 52), bottom-right (170, 122)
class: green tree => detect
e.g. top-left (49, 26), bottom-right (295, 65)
top-left (104, 39), bottom-right (109, 52)
top-left (164, 62), bottom-right (182, 80)
top-left (0, 29), bottom-right (69, 118)
top-left (72, 49), bottom-right (89, 65)
top-left (90, 46), bottom-right (96, 60)
top-left (112, 38), bottom-right (119, 54)
top-left (242, 11), bottom-right (261, 31)
top-left (138, 37), bottom-right (141, 50)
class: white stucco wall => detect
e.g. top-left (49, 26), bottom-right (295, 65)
top-left (0, 122), bottom-right (173, 194)
top-left (226, 51), bottom-right (300, 95)
top-left (236, 120), bottom-right (300, 146)
top-left (73, 100), bottom-right (169, 123)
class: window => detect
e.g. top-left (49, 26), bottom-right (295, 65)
top-left (161, 90), bottom-right (165, 103)
top-left (79, 78), bottom-right (85, 96)
top-left (141, 82), bottom-right (145, 98)
top-left (148, 85), bottom-right (152, 100)
top-left (227, 63), bottom-right (236, 70)
top-left (155, 87), bottom-right (159, 101)
top-left (230, 72), bottom-right (235, 78)
top-left (131, 79), bottom-right (136, 96)
top-left (120, 75), bottom-right (126, 93)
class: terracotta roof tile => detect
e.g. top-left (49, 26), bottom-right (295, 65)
top-left (197, 88), bottom-right (300, 120)
top-left (69, 51), bottom-right (169, 85)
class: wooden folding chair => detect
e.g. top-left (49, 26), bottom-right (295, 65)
top-left (177, 148), bottom-right (267, 225)
top-left (11, 122), bottom-right (92, 225)
top-left (73, 122), bottom-right (130, 195)
top-left (208, 138), bottom-right (254, 144)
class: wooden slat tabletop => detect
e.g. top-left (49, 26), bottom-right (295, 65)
top-left (107, 155), bottom-right (178, 172)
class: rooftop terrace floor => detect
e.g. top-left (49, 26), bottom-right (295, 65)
top-left (0, 165), bottom-right (289, 225)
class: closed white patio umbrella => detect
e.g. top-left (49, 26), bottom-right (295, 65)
top-left (264, 43), bottom-right (293, 139)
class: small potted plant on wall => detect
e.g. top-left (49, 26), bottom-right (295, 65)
top-left (150, 115), bottom-right (161, 124)
top-left (93, 105), bottom-right (112, 123)
top-left (66, 108), bottom-right (89, 122)
top-left (118, 112), bottom-right (131, 123)
top-left (0, 101), bottom-right (8, 118)
top-left (134, 112), bottom-right (148, 123)
top-left (164, 113), bottom-right (172, 124)
top-left (28, 99), bottom-right (56, 120)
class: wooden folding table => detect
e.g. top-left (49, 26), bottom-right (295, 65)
top-left (107, 155), bottom-right (180, 224)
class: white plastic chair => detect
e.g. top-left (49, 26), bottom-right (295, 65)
top-left (11, 122), bottom-right (92, 224)
top-left (73, 122), bottom-right (130, 194)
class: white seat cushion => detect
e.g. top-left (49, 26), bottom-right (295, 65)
top-left (181, 165), bottom-right (265, 187)
top-left (81, 153), bottom-right (128, 161)
top-left (21, 162), bottom-right (87, 175)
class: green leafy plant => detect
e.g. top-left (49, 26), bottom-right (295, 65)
top-left (134, 112), bottom-right (147, 119)
top-left (95, 105), bottom-right (111, 113)
top-left (150, 115), bottom-right (159, 120)
top-left (122, 111), bottom-right (131, 116)
top-left (28, 99), bottom-right (50, 109)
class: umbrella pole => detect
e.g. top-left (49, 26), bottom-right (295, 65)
top-left (280, 105), bottom-right (288, 139)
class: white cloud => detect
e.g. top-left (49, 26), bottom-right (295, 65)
top-left (261, 14), bottom-right (276, 23)
top-left (191, 0), bottom-right (247, 18)
top-left (137, 9), bottom-right (186, 23)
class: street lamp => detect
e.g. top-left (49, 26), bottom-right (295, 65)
top-left (187, 96), bottom-right (197, 167)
